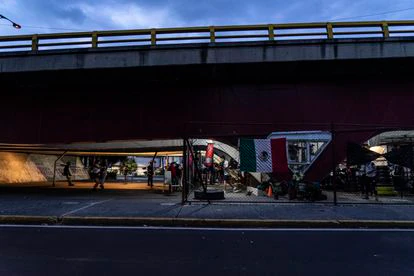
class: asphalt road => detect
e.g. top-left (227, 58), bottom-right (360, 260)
top-left (0, 226), bottom-right (413, 276)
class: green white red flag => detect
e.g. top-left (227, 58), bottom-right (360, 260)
top-left (239, 138), bottom-right (288, 173)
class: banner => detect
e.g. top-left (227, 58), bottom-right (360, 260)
top-left (205, 143), bottom-right (214, 167)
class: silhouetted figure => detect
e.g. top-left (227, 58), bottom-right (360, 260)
top-left (98, 161), bottom-right (108, 190)
top-left (63, 161), bottom-right (74, 187)
top-left (91, 163), bottom-right (100, 191)
top-left (147, 161), bottom-right (154, 188)
top-left (362, 161), bottom-right (376, 199)
top-left (168, 162), bottom-right (178, 193)
top-left (176, 164), bottom-right (182, 187)
top-left (392, 164), bottom-right (405, 197)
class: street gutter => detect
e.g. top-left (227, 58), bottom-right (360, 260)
top-left (1, 215), bottom-right (414, 228)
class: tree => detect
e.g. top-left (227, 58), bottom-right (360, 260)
top-left (120, 157), bottom-right (138, 182)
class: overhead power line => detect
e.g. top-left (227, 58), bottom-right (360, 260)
top-left (2, 6), bottom-right (414, 33)
top-left (331, 7), bottom-right (414, 21)
top-left (13, 24), bottom-right (86, 32)
top-left (0, 23), bottom-right (87, 32)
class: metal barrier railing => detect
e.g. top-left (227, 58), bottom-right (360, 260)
top-left (1, 20), bottom-right (414, 52)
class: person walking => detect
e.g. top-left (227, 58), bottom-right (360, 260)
top-left (98, 160), bottom-right (108, 190)
top-left (63, 161), bottom-right (74, 187)
top-left (91, 162), bottom-right (100, 191)
top-left (147, 160), bottom-right (154, 188)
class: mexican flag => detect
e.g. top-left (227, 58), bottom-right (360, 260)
top-left (239, 138), bottom-right (288, 173)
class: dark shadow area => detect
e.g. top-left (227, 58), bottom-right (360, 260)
top-left (0, 185), bottom-right (180, 199)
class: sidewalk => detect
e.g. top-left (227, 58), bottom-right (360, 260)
top-left (1, 186), bottom-right (414, 228)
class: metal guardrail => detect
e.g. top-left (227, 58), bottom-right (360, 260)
top-left (1, 20), bottom-right (414, 52)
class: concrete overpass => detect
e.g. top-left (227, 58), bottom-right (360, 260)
top-left (1, 20), bottom-right (414, 181)
top-left (1, 37), bottom-right (414, 73)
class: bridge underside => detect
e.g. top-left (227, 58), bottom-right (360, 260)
top-left (1, 57), bottom-right (414, 180)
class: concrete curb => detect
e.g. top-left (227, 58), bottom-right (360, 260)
top-left (61, 217), bottom-right (414, 228)
top-left (2, 215), bottom-right (414, 228)
top-left (62, 217), bottom-right (342, 228)
top-left (0, 215), bottom-right (58, 225)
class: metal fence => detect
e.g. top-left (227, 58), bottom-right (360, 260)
top-left (331, 129), bottom-right (414, 204)
top-left (1, 20), bottom-right (414, 52)
top-left (184, 127), bottom-right (414, 204)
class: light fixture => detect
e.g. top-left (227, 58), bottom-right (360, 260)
top-left (0, 14), bottom-right (21, 29)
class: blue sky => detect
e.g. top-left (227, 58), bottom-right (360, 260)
top-left (1, 0), bottom-right (414, 35)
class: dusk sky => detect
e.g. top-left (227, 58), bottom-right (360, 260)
top-left (1, 0), bottom-right (414, 35)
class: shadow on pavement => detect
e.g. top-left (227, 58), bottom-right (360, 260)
top-left (0, 183), bottom-right (181, 200)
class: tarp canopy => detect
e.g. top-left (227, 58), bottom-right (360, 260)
top-left (0, 139), bottom-right (240, 162)
top-left (384, 145), bottom-right (414, 169)
top-left (368, 130), bottom-right (414, 146)
top-left (346, 142), bottom-right (381, 166)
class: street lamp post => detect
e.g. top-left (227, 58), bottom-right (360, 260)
top-left (0, 14), bottom-right (21, 29)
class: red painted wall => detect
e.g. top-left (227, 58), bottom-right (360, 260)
top-left (1, 67), bottom-right (413, 180)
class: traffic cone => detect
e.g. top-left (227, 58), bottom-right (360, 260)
top-left (267, 185), bottom-right (273, 197)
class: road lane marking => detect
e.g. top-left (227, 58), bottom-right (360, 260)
top-left (62, 202), bottom-right (80, 205)
top-left (1, 224), bottom-right (414, 232)
top-left (60, 199), bottom-right (113, 217)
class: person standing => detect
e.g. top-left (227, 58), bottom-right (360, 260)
top-left (176, 164), bottom-right (182, 188)
top-left (147, 161), bottom-right (154, 188)
top-left (222, 156), bottom-right (234, 192)
top-left (166, 162), bottom-right (177, 194)
top-left (221, 156), bottom-right (229, 184)
top-left (169, 162), bottom-right (177, 186)
top-left (392, 164), bottom-right (405, 197)
top-left (63, 161), bottom-right (74, 187)
top-left (364, 161), bottom-right (377, 199)
top-left (219, 156), bottom-right (225, 184)
top-left (208, 163), bottom-right (216, 185)
top-left (223, 157), bottom-right (229, 183)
